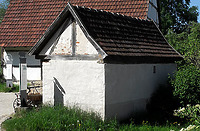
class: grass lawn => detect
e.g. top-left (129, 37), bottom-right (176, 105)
top-left (0, 82), bottom-right (19, 92)
top-left (2, 105), bottom-right (184, 131)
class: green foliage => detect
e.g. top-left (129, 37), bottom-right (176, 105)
top-left (174, 104), bottom-right (200, 126)
top-left (0, 0), bottom-right (9, 23)
top-left (166, 22), bottom-right (200, 68)
top-left (171, 64), bottom-right (200, 106)
top-left (167, 21), bottom-right (200, 128)
top-left (119, 124), bottom-right (180, 131)
top-left (166, 21), bottom-right (200, 107)
top-left (2, 105), bottom-right (181, 131)
top-left (3, 105), bottom-right (118, 131)
top-left (159, 0), bottom-right (199, 34)
top-left (186, 22), bottom-right (200, 67)
top-left (0, 83), bottom-right (19, 92)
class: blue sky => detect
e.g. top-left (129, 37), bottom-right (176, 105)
top-left (1, 0), bottom-right (200, 22)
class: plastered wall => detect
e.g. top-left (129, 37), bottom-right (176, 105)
top-left (75, 23), bottom-right (98, 55)
top-left (51, 23), bottom-right (72, 55)
top-left (41, 22), bottom-right (98, 56)
top-left (105, 63), bottom-right (176, 120)
top-left (42, 60), bottom-right (105, 118)
top-left (12, 67), bottom-right (41, 81)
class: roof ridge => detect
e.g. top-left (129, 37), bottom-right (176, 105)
top-left (74, 5), bottom-right (151, 22)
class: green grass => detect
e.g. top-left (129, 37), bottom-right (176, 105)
top-left (0, 82), bottom-right (19, 92)
top-left (2, 105), bottom-right (182, 131)
top-left (120, 124), bottom-right (181, 131)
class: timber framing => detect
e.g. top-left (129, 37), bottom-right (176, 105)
top-left (29, 3), bottom-right (107, 59)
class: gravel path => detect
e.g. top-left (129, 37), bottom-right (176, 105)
top-left (0, 93), bottom-right (16, 130)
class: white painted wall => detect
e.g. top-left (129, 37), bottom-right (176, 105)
top-left (76, 23), bottom-right (98, 55)
top-left (40, 21), bottom-right (73, 55)
top-left (42, 61), bottom-right (176, 121)
top-left (105, 63), bottom-right (176, 120)
top-left (12, 67), bottom-right (41, 81)
top-left (51, 24), bottom-right (72, 55)
top-left (42, 60), bottom-right (105, 118)
top-left (3, 50), bottom-right (41, 81)
top-left (41, 22), bottom-right (98, 56)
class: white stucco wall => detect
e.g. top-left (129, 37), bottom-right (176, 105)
top-left (3, 51), bottom-right (41, 81)
top-left (105, 63), bottom-right (176, 120)
top-left (40, 22), bottom-right (98, 56)
top-left (51, 23), bottom-right (72, 55)
top-left (12, 67), bottom-right (41, 81)
top-left (40, 21), bottom-right (73, 55)
top-left (76, 23), bottom-right (98, 55)
top-left (43, 60), bottom-right (105, 118)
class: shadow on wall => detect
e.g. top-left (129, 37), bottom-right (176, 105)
top-left (53, 77), bottom-right (66, 106)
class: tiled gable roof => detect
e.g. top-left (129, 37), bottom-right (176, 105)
top-left (30, 4), bottom-right (182, 62)
top-left (0, 0), bottom-right (149, 47)
top-left (75, 6), bottom-right (182, 60)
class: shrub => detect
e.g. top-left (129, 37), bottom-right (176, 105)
top-left (171, 64), bottom-right (200, 106)
top-left (174, 104), bottom-right (200, 126)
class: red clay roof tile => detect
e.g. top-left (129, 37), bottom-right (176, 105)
top-left (0, 0), bottom-right (149, 47)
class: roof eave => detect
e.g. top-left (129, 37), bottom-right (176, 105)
top-left (151, 19), bottom-right (183, 60)
top-left (103, 55), bottom-right (183, 64)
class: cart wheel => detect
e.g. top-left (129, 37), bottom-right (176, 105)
top-left (13, 98), bottom-right (21, 109)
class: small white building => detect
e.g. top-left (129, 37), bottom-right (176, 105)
top-left (30, 3), bottom-right (182, 120)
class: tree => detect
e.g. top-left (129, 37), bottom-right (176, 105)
top-left (166, 22), bottom-right (200, 67)
top-left (159, 0), bottom-right (199, 35)
top-left (171, 64), bottom-right (200, 106)
top-left (167, 22), bottom-right (200, 106)
top-left (0, 0), bottom-right (9, 24)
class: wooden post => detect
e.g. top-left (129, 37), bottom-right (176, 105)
top-left (71, 21), bottom-right (76, 56)
top-left (19, 52), bottom-right (27, 107)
